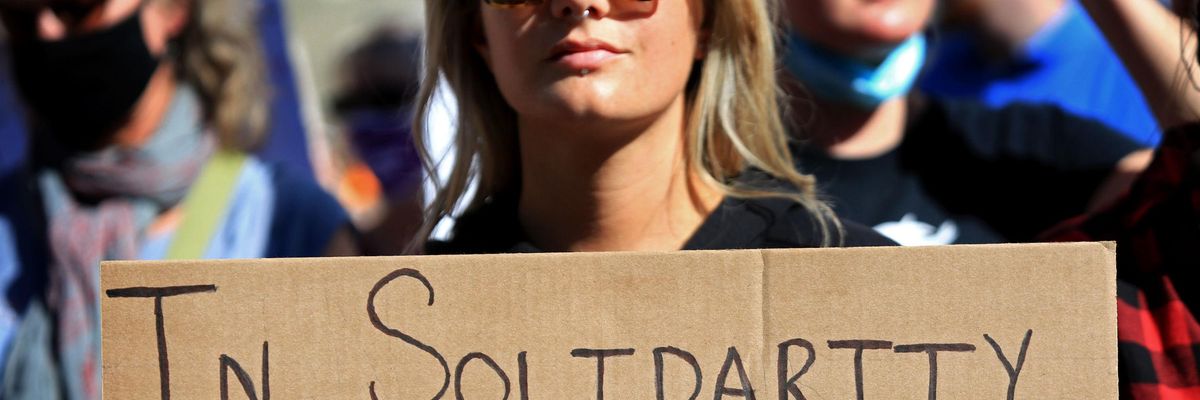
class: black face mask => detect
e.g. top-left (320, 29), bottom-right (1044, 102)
top-left (10, 9), bottom-right (162, 152)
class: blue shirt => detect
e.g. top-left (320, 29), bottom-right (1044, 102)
top-left (138, 157), bottom-right (276, 260)
top-left (0, 161), bottom-right (348, 392)
top-left (0, 217), bottom-right (20, 372)
top-left (922, 0), bottom-right (1161, 146)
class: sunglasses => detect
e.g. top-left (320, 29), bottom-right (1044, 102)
top-left (482, 0), bottom-right (656, 12)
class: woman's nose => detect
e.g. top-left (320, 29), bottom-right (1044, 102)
top-left (548, 0), bottom-right (610, 20)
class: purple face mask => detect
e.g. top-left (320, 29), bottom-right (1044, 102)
top-left (345, 109), bottom-right (423, 199)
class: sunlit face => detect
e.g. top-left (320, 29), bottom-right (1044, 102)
top-left (786, 0), bottom-right (933, 57)
top-left (476, 0), bottom-right (705, 128)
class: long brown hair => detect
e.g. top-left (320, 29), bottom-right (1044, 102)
top-left (414, 0), bottom-right (840, 248)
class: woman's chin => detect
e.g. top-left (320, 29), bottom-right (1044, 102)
top-left (857, 2), bottom-right (930, 44)
top-left (858, 23), bottom-right (923, 47)
top-left (510, 72), bottom-right (682, 130)
top-left (519, 98), bottom-right (650, 131)
top-left (826, 18), bottom-right (924, 58)
top-left (531, 103), bottom-right (622, 123)
top-left (530, 86), bottom-right (625, 119)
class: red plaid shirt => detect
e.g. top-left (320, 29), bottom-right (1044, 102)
top-left (1043, 123), bottom-right (1200, 399)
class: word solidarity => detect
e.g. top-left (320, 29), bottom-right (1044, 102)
top-left (101, 245), bottom-right (1118, 398)
top-left (107, 269), bottom-right (1034, 400)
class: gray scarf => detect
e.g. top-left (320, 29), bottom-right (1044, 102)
top-left (38, 85), bottom-right (214, 400)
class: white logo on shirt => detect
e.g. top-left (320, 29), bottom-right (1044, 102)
top-left (874, 214), bottom-right (959, 246)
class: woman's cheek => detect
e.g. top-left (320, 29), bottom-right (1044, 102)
top-left (651, 37), bottom-right (698, 97)
top-left (486, 36), bottom-right (544, 113)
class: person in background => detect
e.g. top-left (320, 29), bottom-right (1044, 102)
top-left (0, 0), bottom-right (320, 182)
top-left (1050, 0), bottom-right (1200, 396)
top-left (784, 0), bottom-right (1200, 395)
top-left (0, 0), bottom-right (358, 398)
top-left (782, 0), bottom-right (1154, 246)
top-left (417, 0), bottom-right (893, 256)
top-left (923, 0), bottom-right (1162, 146)
top-left (331, 25), bottom-right (425, 255)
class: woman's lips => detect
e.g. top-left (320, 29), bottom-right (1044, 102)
top-left (552, 49), bottom-right (622, 70)
top-left (547, 39), bottom-right (627, 71)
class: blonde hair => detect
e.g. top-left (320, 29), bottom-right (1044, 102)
top-left (415, 0), bottom-right (840, 248)
top-left (169, 0), bottom-right (270, 151)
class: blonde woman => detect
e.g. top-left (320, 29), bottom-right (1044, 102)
top-left (0, 0), bottom-right (357, 397)
top-left (417, 0), bottom-right (892, 254)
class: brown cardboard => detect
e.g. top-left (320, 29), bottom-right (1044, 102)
top-left (100, 242), bottom-right (1117, 399)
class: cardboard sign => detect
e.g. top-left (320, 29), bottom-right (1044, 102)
top-left (101, 243), bottom-right (1117, 399)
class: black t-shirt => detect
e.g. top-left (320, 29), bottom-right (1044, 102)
top-left (796, 96), bottom-right (1144, 245)
top-left (427, 192), bottom-right (895, 255)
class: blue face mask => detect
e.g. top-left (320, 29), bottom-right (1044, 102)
top-left (783, 32), bottom-right (927, 110)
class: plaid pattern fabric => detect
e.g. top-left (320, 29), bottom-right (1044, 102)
top-left (1042, 123), bottom-right (1200, 399)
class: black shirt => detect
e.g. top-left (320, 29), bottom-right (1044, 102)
top-left (427, 193), bottom-right (895, 255)
top-left (796, 96), bottom-right (1144, 245)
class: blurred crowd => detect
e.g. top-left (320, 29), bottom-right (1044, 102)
top-left (0, 0), bottom-right (1198, 398)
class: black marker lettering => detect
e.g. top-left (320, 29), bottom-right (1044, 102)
top-left (827, 340), bottom-right (893, 400)
top-left (777, 339), bottom-right (815, 400)
top-left (518, 352), bottom-right (529, 400)
top-left (219, 342), bottom-right (269, 400)
top-left (455, 353), bottom-right (511, 400)
top-left (106, 284), bottom-right (218, 400)
top-left (894, 343), bottom-right (976, 400)
top-left (714, 347), bottom-right (756, 400)
top-left (367, 269), bottom-right (449, 399)
top-left (654, 346), bottom-right (702, 400)
top-left (571, 348), bottom-right (635, 400)
top-left (984, 330), bottom-right (1033, 400)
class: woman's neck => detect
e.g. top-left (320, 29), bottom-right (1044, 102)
top-left (516, 96), bottom-right (723, 252)
top-left (800, 97), bottom-right (908, 159)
